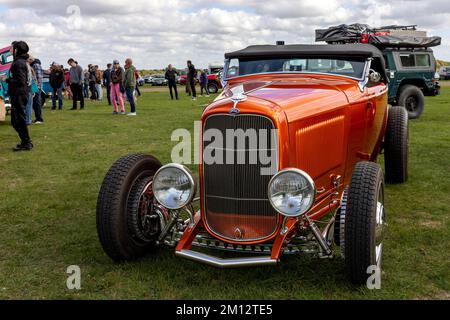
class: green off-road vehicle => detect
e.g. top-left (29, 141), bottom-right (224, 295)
top-left (316, 24), bottom-right (441, 119)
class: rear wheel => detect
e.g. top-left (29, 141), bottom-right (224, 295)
top-left (96, 153), bottom-right (163, 261)
top-left (397, 84), bottom-right (424, 119)
top-left (344, 162), bottom-right (385, 285)
top-left (207, 82), bottom-right (219, 94)
top-left (384, 106), bottom-right (408, 184)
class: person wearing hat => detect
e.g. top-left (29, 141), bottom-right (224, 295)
top-left (6, 41), bottom-right (33, 151)
top-left (110, 60), bottom-right (125, 114)
top-left (67, 58), bottom-right (84, 110)
top-left (49, 62), bottom-right (65, 110)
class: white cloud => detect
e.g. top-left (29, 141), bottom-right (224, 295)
top-left (0, 0), bottom-right (449, 70)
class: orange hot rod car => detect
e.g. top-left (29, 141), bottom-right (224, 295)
top-left (96, 43), bottom-right (408, 284)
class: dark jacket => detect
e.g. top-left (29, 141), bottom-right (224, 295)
top-left (7, 41), bottom-right (30, 99)
top-left (165, 69), bottom-right (178, 82)
top-left (50, 66), bottom-right (65, 89)
top-left (200, 73), bottom-right (208, 85)
top-left (188, 64), bottom-right (197, 79)
top-left (110, 67), bottom-right (124, 84)
top-left (103, 69), bottom-right (111, 86)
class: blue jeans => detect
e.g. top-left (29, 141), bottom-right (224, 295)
top-left (125, 87), bottom-right (136, 113)
top-left (52, 87), bottom-right (63, 109)
top-left (26, 91), bottom-right (33, 125)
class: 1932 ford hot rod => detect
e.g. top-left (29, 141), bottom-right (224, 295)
top-left (96, 43), bottom-right (408, 284)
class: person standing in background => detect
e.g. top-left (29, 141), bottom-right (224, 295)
top-left (187, 60), bottom-right (197, 100)
top-left (123, 58), bottom-right (137, 116)
top-left (25, 56), bottom-right (35, 125)
top-left (199, 70), bottom-right (209, 97)
top-left (30, 57), bottom-right (44, 124)
top-left (95, 65), bottom-right (103, 101)
top-left (103, 63), bottom-right (112, 105)
top-left (110, 60), bottom-right (125, 114)
top-left (49, 62), bottom-right (64, 110)
top-left (83, 69), bottom-right (90, 98)
top-left (4, 41), bottom-right (33, 151)
top-left (67, 58), bottom-right (84, 110)
top-left (64, 68), bottom-right (72, 100)
top-left (88, 64), bottom-right (97, 100)
top-left (134, 68), bottom-right (141, 97)
top-left (165, 64), bottom-right (179, 100)
top-left (185, 68), bottom-right (192, 96)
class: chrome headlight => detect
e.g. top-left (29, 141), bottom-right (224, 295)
top-left (268, 168), bottom-right (316, 217)
top-left (153, 164), bottom-right (196, 210)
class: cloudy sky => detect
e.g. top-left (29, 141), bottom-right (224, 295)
top-left (0, 0), bottom-right (449, 70)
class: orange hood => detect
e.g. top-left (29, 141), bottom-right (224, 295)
top-left (210, 74), bottom-right (357, 122)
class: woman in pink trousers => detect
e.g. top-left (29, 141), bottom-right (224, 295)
top-left (110, 60), bottom-right (125, 115)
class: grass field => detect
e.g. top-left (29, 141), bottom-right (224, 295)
top-left (0, 84), bottom-right (449, 300)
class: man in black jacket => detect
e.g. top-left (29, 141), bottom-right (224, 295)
top-left (49, 62), bottom-right (64, 110)
top-left (187, 60), bottom-right (197, 100)
top-left (6, 41), bottom-right (33, 151)
top-left (165, 64), bottom-right (179, 100)
top-left (103, 63), bottom-right (112, 105)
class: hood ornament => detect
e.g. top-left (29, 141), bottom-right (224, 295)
top-left (230, 92), bottom-right (247, 114)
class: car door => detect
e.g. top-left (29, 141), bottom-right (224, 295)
top-left (364, 82), bottom-right (388, 157)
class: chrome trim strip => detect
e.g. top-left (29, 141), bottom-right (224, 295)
top-left (206, 195), bottom-right (269, 202)
top-left (176, 249), bottom-right (278, 268)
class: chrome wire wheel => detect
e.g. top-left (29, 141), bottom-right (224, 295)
top-left (375, 186), bottom-right (385, 267)
top-left (127, 176), bottom-right (161, 244)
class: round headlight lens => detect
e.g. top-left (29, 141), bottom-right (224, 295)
top-left (153, 164), bottom-right (196, 210)
top-left (268, 169), bottom-right (316, 217)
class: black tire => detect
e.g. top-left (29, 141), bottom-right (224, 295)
top-left (96, 153), bottom-right (162, 261)
top-left (397, 84), bottom-right (424, 119)
top-left (344, 161), bottom-right (385, 285)
top-left (384, 106), bottom-right (408, 184)
top-left (207, 82), bottom-right (219, 94)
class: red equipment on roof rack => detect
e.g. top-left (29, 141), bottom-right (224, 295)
top-left (315, 23), bottom-right (441, 48)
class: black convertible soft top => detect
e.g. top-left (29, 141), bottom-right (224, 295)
top-left (225, 44), bottom-right (384, 60)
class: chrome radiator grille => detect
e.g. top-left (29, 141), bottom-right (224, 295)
top-left (203, 114), bottom-right (279, 241)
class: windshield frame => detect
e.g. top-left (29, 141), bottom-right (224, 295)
top-left (222, 56), bottom-right (371, 83)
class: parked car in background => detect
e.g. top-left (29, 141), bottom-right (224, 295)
top-left (0, 45), bottom-right (13, 119)
top-left (137, 76), bottom-right (145, 86)
top-left (150, 74), bottom-right (168, 86)
top-left (208, 62), bottom-right (223, 75)
top-left (143, 75), bottom-right (154, 84)
top-left (438, 66), bottom-right (450, 80)
top-left (97, 43), bottom-right (409, 285)
top-left (178, 69), bottom-right (222, 93)
top-left (316, 23), bottom-right (441, 119)
top-left (205, 73), bottom-right (222, 94)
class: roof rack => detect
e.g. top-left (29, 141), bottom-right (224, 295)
top-left (315, 23), bottom-right (441, 49)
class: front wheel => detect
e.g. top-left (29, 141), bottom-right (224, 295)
top-left (96, 153), bottom-right (163, 261)
top-left (344, 161), bottom-right (385, 285)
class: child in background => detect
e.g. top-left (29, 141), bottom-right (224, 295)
top-left (199, 70), bottom-right (209, 97)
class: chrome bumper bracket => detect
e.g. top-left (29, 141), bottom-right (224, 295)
top-left (175, 249), bottom-right (278, 268)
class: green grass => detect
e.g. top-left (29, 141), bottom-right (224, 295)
top-left (0, 86), bottom-right (449, 300)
